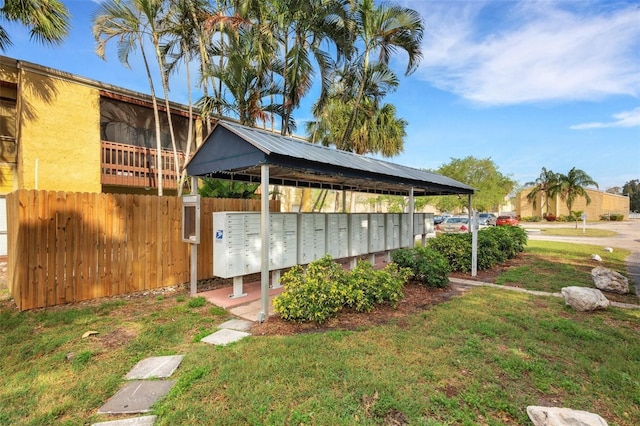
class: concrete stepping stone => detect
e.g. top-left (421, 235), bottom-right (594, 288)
top-left (92, 415), bottom-right (157, 426)
top-left (125, 355), bottom-right (183, 380)
top-left (201, 328), bottom-right (250, 346)
top-left (219, 319), bottom-right (253, 332)
top-left (97, 381), bottom-right (175, 415)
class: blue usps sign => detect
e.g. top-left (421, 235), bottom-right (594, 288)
top-left (215, 230), bottom-right (224, 241)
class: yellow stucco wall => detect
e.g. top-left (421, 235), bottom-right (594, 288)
top-left (517, 188), bottom-right (630, 220)
top-left (18, 68), bottom-right (101, 193)
top-left (0, 59), bottom-right (18, 195)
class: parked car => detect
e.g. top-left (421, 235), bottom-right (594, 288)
top-left (435, 216), bottom-right (469, 233)
top-left (496, 214), bottom-right (519, 226)
top-left (433, 213), bottom-right (452, 225)
top-left (478, 213), bottom-right (497, 226)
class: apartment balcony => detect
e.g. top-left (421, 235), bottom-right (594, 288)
top-left (101, 141), bottom-right (185, 190)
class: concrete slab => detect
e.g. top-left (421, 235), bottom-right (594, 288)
top-left (97, 381), bottom-right (175, 415)
top-left (92, 415), bottom-right (157, 426)
top-left (125, 355), bottom-right (183, 380)
top-left (218, 319), bottom-right (253, 332)
top-left (201, 328), bottom-right (250, 346)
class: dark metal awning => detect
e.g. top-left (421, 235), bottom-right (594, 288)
top-left (186, 120), bottom-right (475, 197)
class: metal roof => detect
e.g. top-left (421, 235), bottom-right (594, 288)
top-left (186, 120), bottom-right (475, 197)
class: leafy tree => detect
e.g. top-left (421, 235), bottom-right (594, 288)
top-left (198, 178), bottom-right (258, 198)
top-left (525, 167), bottom-right (562, 217)
top-left (622, 179), bottom-right (640, 212)
top-left (0, 0), bottom-right (69, 51)
top-left (429, 156), bottom-right (516, 213)
top-left (557, 167), bottom-right (598, 214)
top-left (93, 0), bottom-right (167, 195)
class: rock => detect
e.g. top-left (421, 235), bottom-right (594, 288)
top-left (65, 352), bottom-right (76, 362)
top-left (603, 247), bottom-right (613, 253)
top-left (560, 287), bottom-right (609, 312)
top-left (82, 330), bottom-right (99, 338)
top-left (590, 254), bottom-right (602, 262)
top-left (591, 266), bottom-right (629, 294)
top-left (527, 406), bottom-right (608, 426)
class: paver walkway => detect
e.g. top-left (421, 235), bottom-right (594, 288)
top-left (93, 319), bottom-right (254, 425)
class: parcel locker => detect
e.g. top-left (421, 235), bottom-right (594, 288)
top-left (385, 213), bottom-right (401, 250)
top-left (298, 213), bottom-right (327, 264)
top-left (326, 213), bottom-right (349, 259)
top-left (349, 213), bottom-right (369, 256)
top-left (368, 213), bottom-right (386, 253)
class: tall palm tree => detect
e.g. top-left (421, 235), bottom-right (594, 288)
top-left (268, 0), bottom-right (352, 135)
top-left (525, 167), bottom-right (561, 217)
top-left (0, 0), bottom-right (69, 51)
top-left (341, 0), bottom-right (423, 145)
top-left (93, 0), bottom-right (166, 196)
top-left (558, 167), bottom-right (599, 215)
top-left (163, 0), bottom-right (205, 195)
top-left (199, 24), bottom-right (282, 127)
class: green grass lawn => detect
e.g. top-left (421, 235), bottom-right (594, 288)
top-left (538, 227), bottom-right (618, 237)
top-left (1, 243), bottom-right (639, 425)
top-left (496, 240), bottom-right (636, 304)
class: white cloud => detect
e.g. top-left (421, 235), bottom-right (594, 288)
top-left (570, 107), bottom-right (640, 130)
top-left (412, 1), bottom-right (640, 106)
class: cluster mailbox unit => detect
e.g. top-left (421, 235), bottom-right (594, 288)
top-left (212, 211), bottom-right (434, 298)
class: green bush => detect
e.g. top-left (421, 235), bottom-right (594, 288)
top-left (427, 227), bottom-right (527, 273)
top-left (601, 213), bottom-right (624, 221)
top-left (427, 233), bottom-right (471, 273)
top-left (391, 246), bottom-right (451, 288)
top-left (344, 261), bottom-right (409, 312)
top-left (273, 256), bottom-right (411, 323)
top-left (521, 216), bottom-right (540, 222)
top-left (273, 255), bottom-right (347, 323)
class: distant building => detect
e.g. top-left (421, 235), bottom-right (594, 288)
top-left (515, 187), bottom-right (630, 220)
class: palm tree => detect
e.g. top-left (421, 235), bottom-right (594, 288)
top-left (525, 167), bottom-right (561, 217)
top-left (269, 0), bottom-right (352, 135)
top-left (199, 24), bottom-right (282, 127)
top-left (340, 0), bottom-right (423, 145)
top-left (0, 0), bottom-right (69, 51)
top-left (93, 0), bottom-right (166, 195)
top-left (557, 167), bottom-right (599, 219)
top-left (163, 0), bottom-right (204, 195)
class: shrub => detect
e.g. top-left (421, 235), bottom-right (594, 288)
top-left (544, 214), bottom-right (557, 222)
top-left (273, 255), bottom-right (347, 323)
top-left (274, 256), bottom-right (411, 323)
top-left (344, 261), bottom-right (409, 312)
top-left (427, 227), bottom-right (527, 273)
top-left (427, 233), bottom-right (471, 273)
top-left (521, 216), bottom-right (540, 222)
top-left (391, 247), bottom-right (451, 288)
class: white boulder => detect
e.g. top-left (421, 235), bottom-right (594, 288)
top-left (603, 247), bottom-right (613, 253)
top-left (560, 287), bottom-right (610, 312)
top-left (591, 266), bottom-right (629, 294)
top-left (590, 254), bottom-right (602, 262)
top-left (527, 406), bottom-right (608, 426)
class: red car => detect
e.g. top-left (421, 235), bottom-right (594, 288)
top-left (496, 215), bottom-right (519, 226)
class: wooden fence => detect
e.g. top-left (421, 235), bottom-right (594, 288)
top-left (7, 190), bottom-right (279, 310)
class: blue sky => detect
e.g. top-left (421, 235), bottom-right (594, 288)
top-left (3, 0), bottom-right (639, 190)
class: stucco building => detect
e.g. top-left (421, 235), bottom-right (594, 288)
top-left (0, 55), bottom-right (204, 196)
top-left (515, 187), bottom-right (630, 220)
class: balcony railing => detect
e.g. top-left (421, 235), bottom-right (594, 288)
top-left (101, 141), bottom-right (185, 190)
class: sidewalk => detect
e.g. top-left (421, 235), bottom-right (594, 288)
top-left (199, 279), bottom-right (284, 321)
